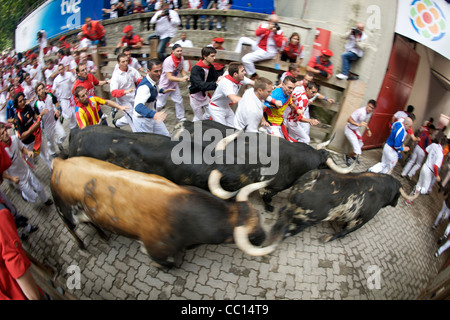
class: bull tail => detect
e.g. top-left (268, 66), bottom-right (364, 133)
top-left (233, 225), bottom-right (281, 256)
top-left (326, 156), bottom-right (356, 174)
top-left (399, 187), bottom-right (420, 202)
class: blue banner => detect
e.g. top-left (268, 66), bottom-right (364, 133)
top-left (15, 0), bottom-right (103, 53)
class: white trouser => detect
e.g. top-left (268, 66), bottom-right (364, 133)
top-left (24, 138), bottom-right (52, 170)
top-left (242, 48), bottom-right (276, 75)
top-left (344, 126), bottom-right (363, 155)
top-left (415, 164), bottom-right (434, 194)
top-left (402, 145), bottom-right (425, 178)
top-left (436, 223), bottom-right (450, 256)
top-left (60, 98), bottom-right (77, 129)
top-left (209, 104), bottom-right (235, 127)
top-left (19, 170), bottom-right (49, 203)
top-left (234, 37), bottom-right (258, 53)
top-left (114, 105), bottom-right (136, 131)
top-left (369, 144), bottom-right (399, 174)
top-left (190, 96), bottom-right (211, 122)
top-left (156, 86), bottom-right (185, 121)
top-left (132, 115), bottom-right (170, 137)
top-left (288, 120), bottom-right (310, 144)
top-left (433, 201), bottom-right (450, 228)
top-left (44, 120), bottom-right (66, 154)
top-left (266, 125), bottom-right (284, 138)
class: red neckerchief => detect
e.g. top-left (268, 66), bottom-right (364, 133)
top-left (225, 74), bottom-right (240, 85)
top-left (195, 60), bottom-right (210, 69)
top-left (171, 54), bottom-right (182, 68)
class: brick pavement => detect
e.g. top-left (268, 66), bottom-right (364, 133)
top-left (2, 87), bottom-right (448, 300)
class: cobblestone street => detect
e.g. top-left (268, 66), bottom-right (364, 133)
top-left (3, 96), bottom-right (448, 301)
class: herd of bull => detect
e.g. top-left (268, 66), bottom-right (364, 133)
top-left (50, 121), bottom-right (417, 269)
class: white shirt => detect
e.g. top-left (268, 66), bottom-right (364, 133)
top-left (345, 32), bottom-right (368, 57)
top-left (34, 94), bottom-right (58, 131)
top-left (234, 88), bottom-right (264, 132)
top-left (425, 143), bottom-right (444, 170)
top-left (209, 76), bottom-right (251, 109)
top-left (347, 106), bottom-right (371, 131)
top-left (52, 72), bottom-right (75, 100)
top-left (44, 65), bottom-right (58, 86)
top-left (113, 57), bottom-right (142, 73)
top-left (29, 65), bottom-right (43, 83)
top-left (150, 10), bottom-right (181, 39)
top-left (174, 39), bottom-right (194, 48)
top-left (4, 135), bottom-right (30, 182)
top-left (22, 80), bottom-right (38, 103)
top-left (110, 66), bottom-right (141, 107)
top-left (79, 38), bottom-right (92, 50)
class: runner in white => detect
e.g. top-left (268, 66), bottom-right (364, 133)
top-left (110, 53), bottom-right (142, 131)
top-left (52, 64), bottom-right (77, 129)
top-left (209, 62), bottom-right (253, 127)
top-left (343, 100), bottom-right (375, 165)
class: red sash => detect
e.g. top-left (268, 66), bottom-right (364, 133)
top-left (33, 126), bottom-right (42, 155)
top-left (281, 123), bottom-right (298, 142)
top-left (171, 54), bottom-right (182, 69)
top-left (348, 125), bottom-right (363, 141)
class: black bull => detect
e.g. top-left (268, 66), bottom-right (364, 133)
top-left (272, 169), bottom-right (417, 243)
top-left (67, 121), bottom-right (352, 208)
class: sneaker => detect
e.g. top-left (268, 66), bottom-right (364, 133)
top-left (405, 199), bottom-right (413, 206)
top-left (344, 154), bottom-right (351, 167)
top-left (336, 73), bottom-right (349, 80)
top-left (111, 108), bottom-right (117, 119)
top-left (179, 118), bottom-right (186, 122)
top-left (44, 199), bottom-right (54, 206)
top-left (437, 236), bottom-right (446, 245)
top-left (112, 119), bottom-right (120, 129)
top-left (25, 224), bottom-right (39, 234)
top-left (351, 156), bottom-right (360, 164)
top-left (348, 75), bottom-right (359, 80)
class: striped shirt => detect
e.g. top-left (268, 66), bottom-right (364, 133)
top-left (75, 96), bottom-right (105, 129)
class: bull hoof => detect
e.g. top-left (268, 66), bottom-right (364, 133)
top-left (321, 235), bottom-right (333, 243)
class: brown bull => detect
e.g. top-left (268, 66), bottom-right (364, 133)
top-left (50, 157), bottom-right (282, 268)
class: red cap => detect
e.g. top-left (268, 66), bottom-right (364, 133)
top-left (321, 49), bottom-right (333, 57)
top-left (123, 25), bottom-right (133, 33)
top-left (212, 37), bottom-right (224, 43)
top-left (59, 36), bottom-right (66, 41)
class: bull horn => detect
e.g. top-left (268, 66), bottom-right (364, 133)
top-left (215, 128), bottom-right (245, 152)
top-left (236, 179), bottom-right (273, 202)
top-left (233, 226), bottom-right (280, 256)
top-left (208, 169), bottom-right (239, 199)
top-left (326, 157), bottom-right (356, 174)
top-left (316, 132), bottom-right (336, 150)
top-left (171, 122), bottom-right (185, 140)
top-left (399, 188), bottom-right (420, 202)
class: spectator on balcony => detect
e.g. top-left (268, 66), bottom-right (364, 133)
top-left (306, 49), bottom-right (334, 80)
top-left (132, 0), bottom-right (146, 13)
top-left (125, 0), bottom-right (134, 14)
top-left (279, 32), bottom-right (304, 64)
top-left (81, 17), bottom-right (106, 47)
top-left (336, 23), bottom-right (368, 81)
top-left (114, 25), bottom-right (144, 55)
top-left (149, 1), bottom-right (181, 62)
top-left (239, 14), bottom-right (284, 80)
top-left (211, 0), bottom-right (232, 31)
top-left (146, 0), bottom-right (158, 11)
top-left (186, 0), bottom-right (202, 30)
top-left (209, 37), bottom-right (226, 76)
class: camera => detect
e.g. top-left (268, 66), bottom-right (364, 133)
top-left (351, 27), bottom-right (362, 36)
top-left (274, 23), bottom-right (280, 31)
top-left (163, 8), bottom-right (169, 16)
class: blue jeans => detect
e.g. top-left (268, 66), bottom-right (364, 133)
top-left (341, 51), bottom-right (359, 75)
top-left (157, 37), bottom-right (171, 62)
top-left (147, 35), bottom-right (172, 62)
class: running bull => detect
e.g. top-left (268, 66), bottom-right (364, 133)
top-left (68, 122), bottom-right (354, 210)
top-left (272, 169), bottom-right (419, 242)
top-left (50, 157), bottom-right (283, 268)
